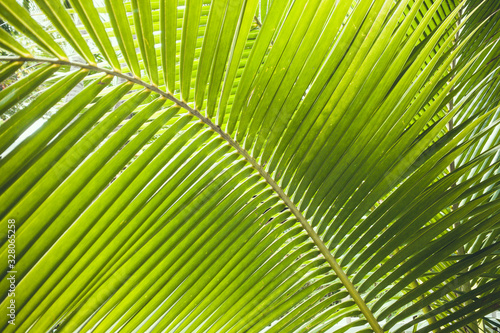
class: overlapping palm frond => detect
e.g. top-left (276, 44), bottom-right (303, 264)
top-left (0, 0), bottom-right (499, 332)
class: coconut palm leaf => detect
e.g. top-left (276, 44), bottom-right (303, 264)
top-left (0, 0), bottom-right (499, 332)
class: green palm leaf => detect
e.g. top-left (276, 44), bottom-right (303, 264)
top-left (0, 0), bottom-right (499, 332)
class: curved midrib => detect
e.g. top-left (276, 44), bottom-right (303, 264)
top-left (1, 56), bottom-right (383, 333)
